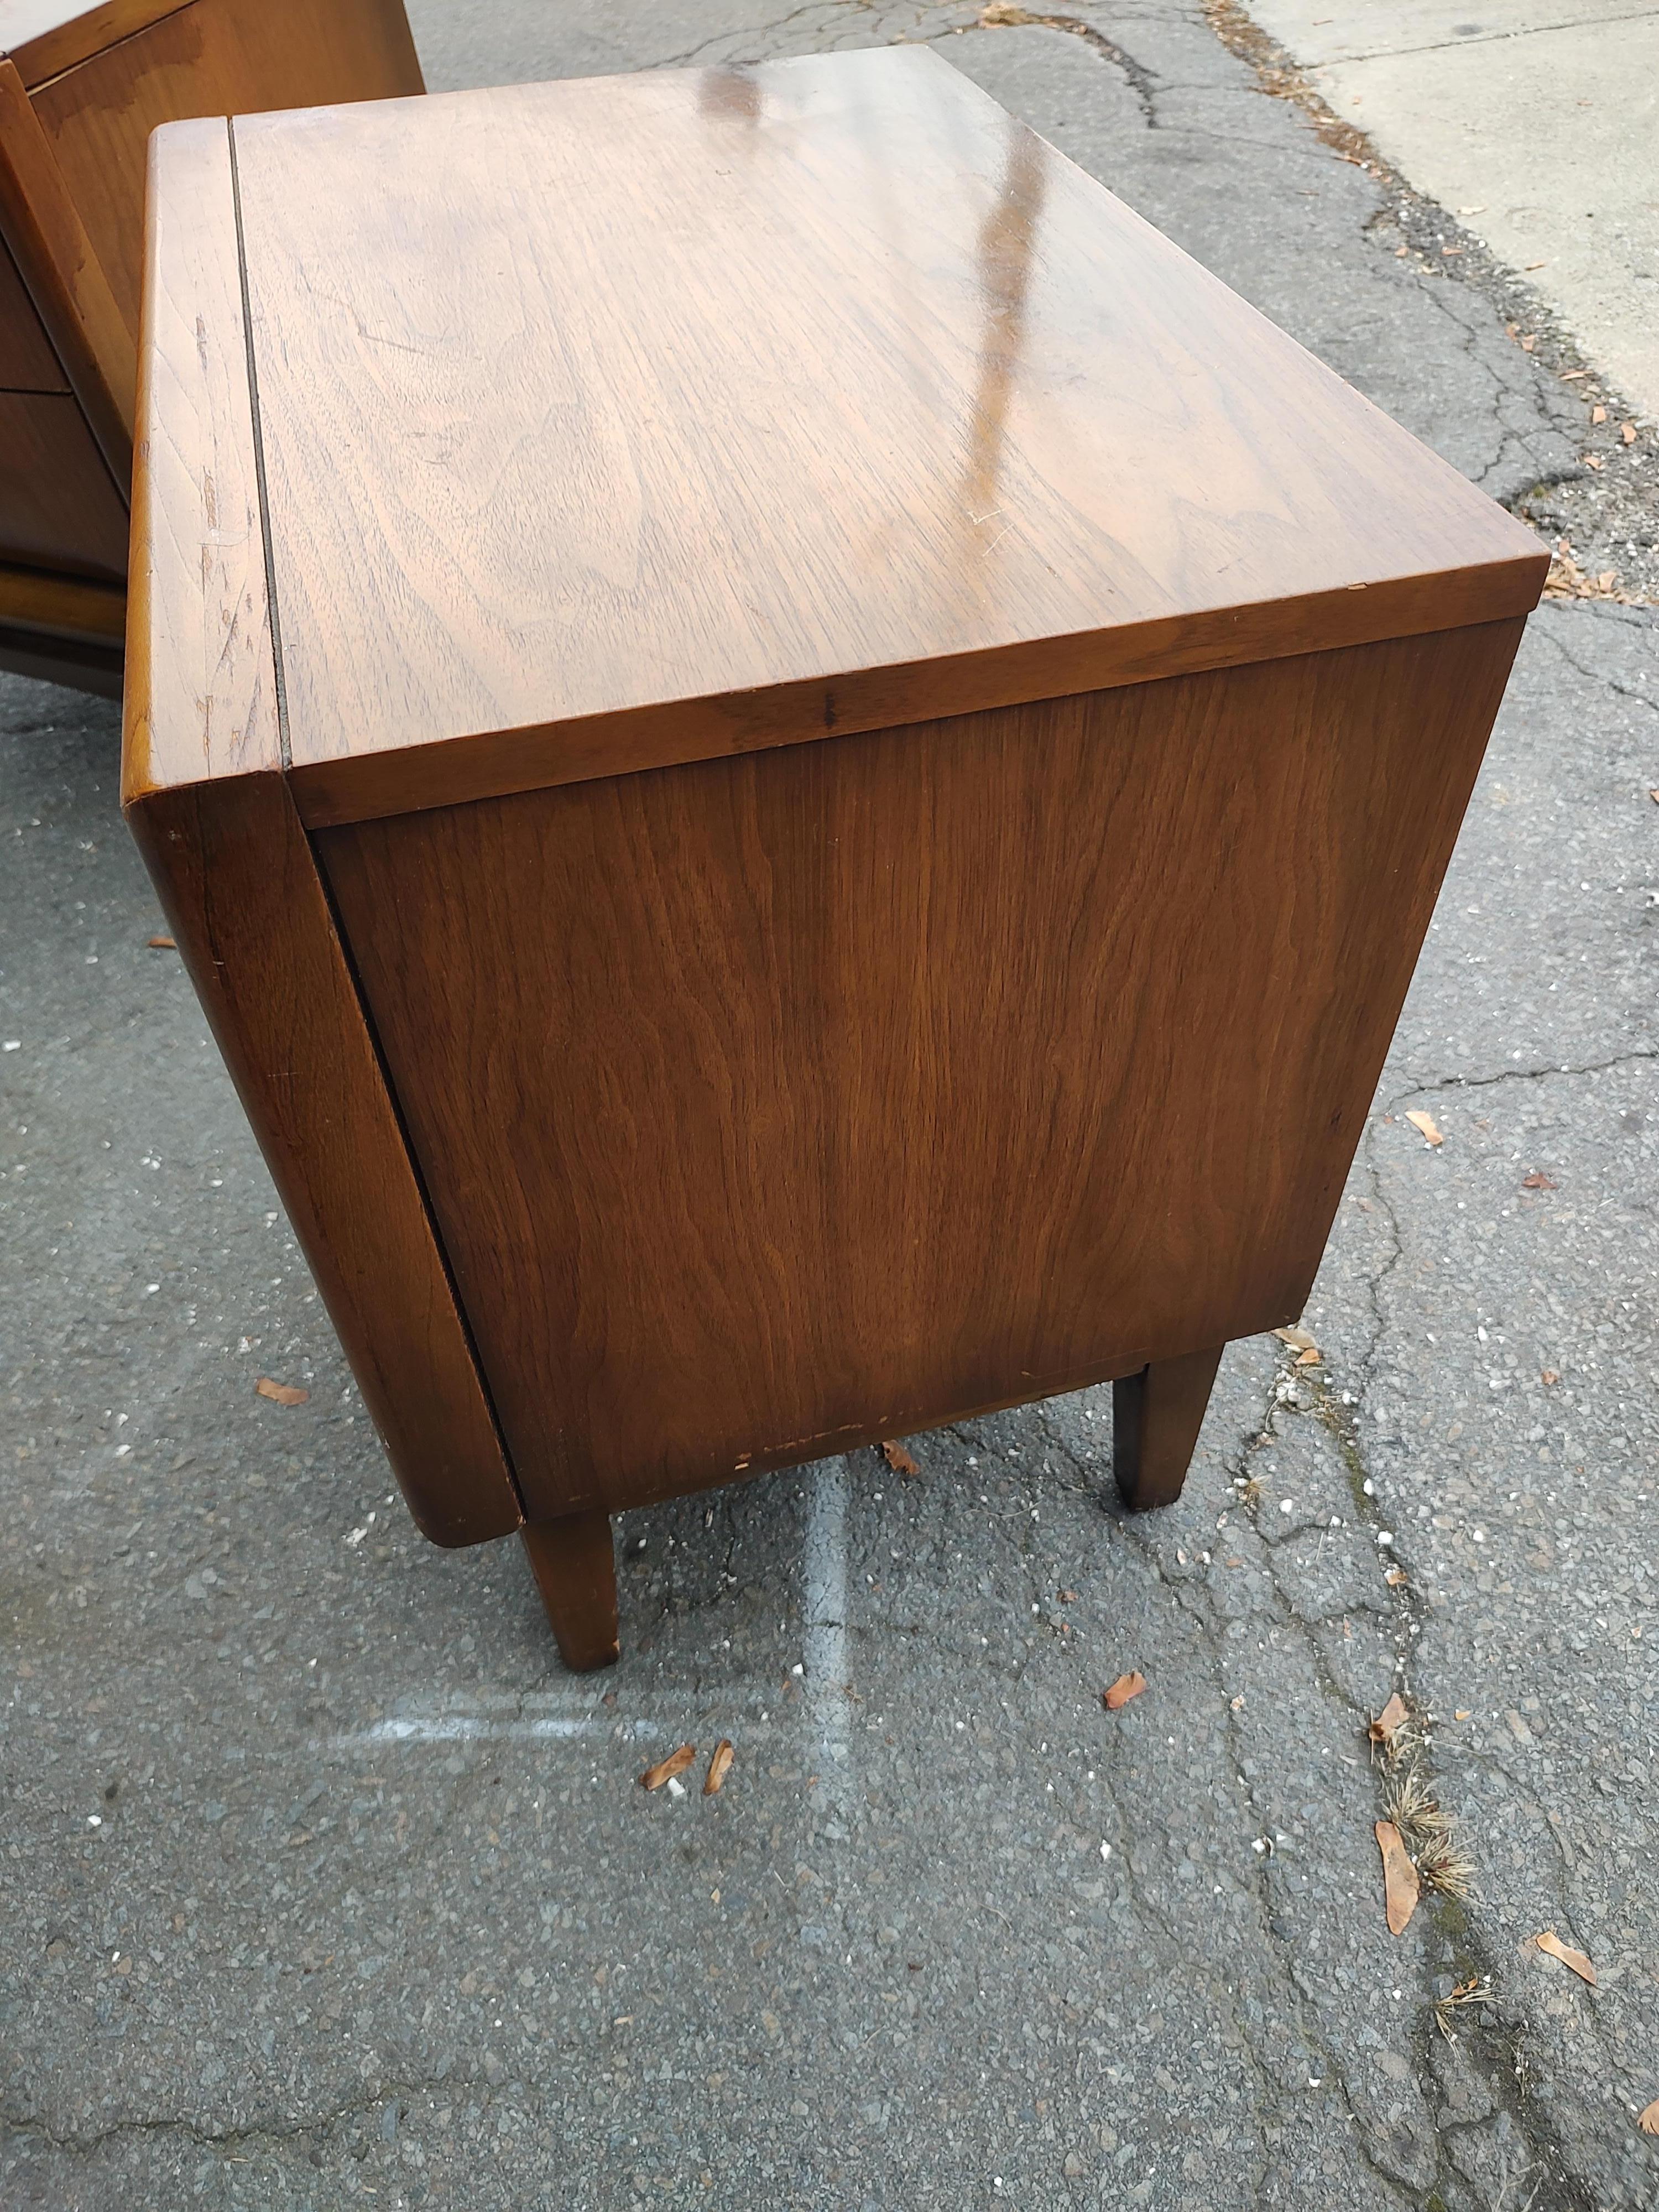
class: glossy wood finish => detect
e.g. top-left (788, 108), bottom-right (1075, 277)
top-left (222, 51), bottom-right (1543, 830)
top-left (130, 53), bottom-right (1546, 1658)
top-left (32, 0), bottom-right (423, 338)
top-left (2, 0), bottom-right (190, 85)
top-left (521, 1516), bottom-right (620, 1674)
top-left (122, 119), bottom-right (520, 1551)
top-left (0, 0), bottom-right (420, 683)
top-left (0, 58), bottom-right (133, 471)
top-left (0, 389), bottom-right (126, 573)
top-left (1113, 1347), bottom-right (1226, 1511)
top-left (320, 620), bottom-right (1525, 1521)
top-left (131, 774), bottom-right (524, 1546)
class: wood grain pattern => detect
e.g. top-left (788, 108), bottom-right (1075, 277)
top-left (0, 57), bottom-right (132, 467)
top-left (127, 773), bottom-right (523, 1546)
top-left (0, 231), bottom-right (67, 387)
top-left (0, 556), bottom-right (123, 636)
top-left (0, 388), bottom-right (126, 573)
top-left (123, 119), bottom-right (521, 1551)
top-left (122, 117), bottom-right (275, 806)
top-left (225, 50), bottom-right (1544, 827)
top-left (2, 0), bottom-right (190, 86)
top-left (32, 0), bottom-right (423, 339)
top-left (319, 619), bottom-right (1526, 1521)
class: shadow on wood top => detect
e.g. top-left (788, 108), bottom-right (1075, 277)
top-left (124, 46), bottom-right (1545, 825)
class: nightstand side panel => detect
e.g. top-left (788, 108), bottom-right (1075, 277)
top-left (319, 619), bottom-right (1526, 1520)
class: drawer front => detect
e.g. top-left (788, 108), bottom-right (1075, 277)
top-left (0, 236), bottom-right (69, 390)
top-left (0, 390), bottom-right (128, 578)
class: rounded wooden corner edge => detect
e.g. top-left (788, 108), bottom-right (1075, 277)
top-left (399, 1482), bottom-right (525, 1551)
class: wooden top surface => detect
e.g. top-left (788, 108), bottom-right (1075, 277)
top-left (128, 48), bottom-right (1544, 822)
top-left (1, 0), bottom-right (188, 84)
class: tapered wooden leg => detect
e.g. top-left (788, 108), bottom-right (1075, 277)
top-left (521, 1511), bottom-right (619, 1671)
top-left (1113, 1344), bottom-right (1225, 1510)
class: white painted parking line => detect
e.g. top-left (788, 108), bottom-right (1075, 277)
top-left (802, 1455), bottom-right (852, 1806)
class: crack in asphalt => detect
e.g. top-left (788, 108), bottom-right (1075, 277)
top-left (1209, 0), bottom-right (1659, 596)
top-left (1531, 614), bottom-right (1659, 718)
top-left (1384, 1047), bottom-right (1659, 1113)
top-left (0, 2078), bottom-right (443, 2163)
top-left (962, 7), bottom-right (1162, 125)
top-left (1066, 1303), bottom-right (1612, 2208)
top-left (1252, 1365), bottom-right (1603, 2209)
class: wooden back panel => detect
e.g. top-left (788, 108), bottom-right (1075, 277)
top-left (319, 619), bottom-right (1525, 1520)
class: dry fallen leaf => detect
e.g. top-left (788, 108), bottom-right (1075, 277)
top-left (1520, 334), bottom-right (1536, 352)
top-left (147, 935), bottom-right (177, 950)
top-left (1404, 1110), bottom-right (1444, 1147)
top-left (1545, 540), bottom-right (1635, 604)
top-left (255, 1376), bottom-right (309, 1406)
top-left (1376, 1820), bottom-right (1420, 1934)
top-left (1103, 1671), bottom-right (1147, 1712)
top-left (1057, 1588), bottom-right (1078, 1604)
top-left (1369, 1692), bottom-right (1410, 1746)
top-left (1590, 404), bottom-right (1608, 424)
top-left (1637, 2100), bottom-right (1659, 2137)
top-left (1541, 1369), bottom-right (1560, 1386)
top-left (1521, 1171), bottom-right (1558, 1191)
top-left (1535, 1929), bottom-right (1597, 1985)
top-left (1650, 790), bottom-right (1659, 806)
top-left (639, 1745), bottom-right (697, 1792)
top-left (1296, 1347), bottom-right (1321, 1368)
top-left (1454, 1709), bottom-right (1473, 1721)
top-left (1384, 1567), bottom-right (1408, 1588)
top-left (880, 1439), bottom-right (920, 1477)
top-left (703, 1740), bottom-right (734, 1797)
top-left (1584, 453), bottom-right (1604, 471)
top-left (1622, 421), bottom-right (1637, 444)
top-left (1274, 1326), bottom-right (1318, 1353)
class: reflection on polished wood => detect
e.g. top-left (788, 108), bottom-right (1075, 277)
top-left (220, 48), bottom-right (1542, 826)
top-left (127, 54), bottom-right (1546, 1661)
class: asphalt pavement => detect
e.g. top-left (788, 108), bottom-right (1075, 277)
top-left (2, 3), bottom-right (1656, 2208)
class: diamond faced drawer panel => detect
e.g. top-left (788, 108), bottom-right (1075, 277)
top-left (0, 233), bottom-right (67, 389)
top-left (0, 388), bottom-right (126, 576)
